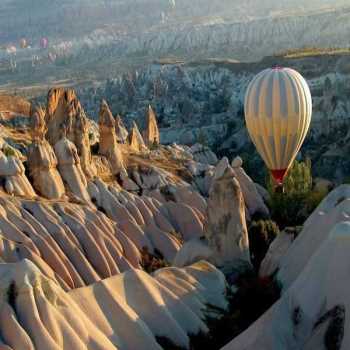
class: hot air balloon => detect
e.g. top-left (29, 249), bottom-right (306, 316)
top-left (19, 38), bottom-right (27, 49)
top-left (40, 37), bottom-right (48, 49)
top-left (6, 45), bottom-right (17, 55)
top-left (244, 67), bottom-right (312, 186)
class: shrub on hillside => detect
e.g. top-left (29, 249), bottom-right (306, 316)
top-left (305, 188), bottom-right (329, 214)
top-left (140, 247), bottom-right (169, 273)
top-left (197, 129), bottom-right (209, 147)
top-left (189, 272), bottom-right (281, 350)
top-left (266, 159), bottom-right (313, 227)
top-left (248, 220), bottom-right (280, 269)
top-left (3, 146), bottom-right (17, 158)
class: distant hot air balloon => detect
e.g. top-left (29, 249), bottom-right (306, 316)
top-left (48, 52), bottom-right (57, 63)
top-left (244, 67), bottom-right (312, 185)
top-left (40, 37), bottom-right (48, 49)
top-left (6, 45), bottom-right (17, 55)
top-left (19, 38), bottom-right (27, 49)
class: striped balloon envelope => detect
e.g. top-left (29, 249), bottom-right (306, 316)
top-left (244, 67), bottom-right (312, 184)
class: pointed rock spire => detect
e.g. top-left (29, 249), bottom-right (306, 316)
top-left (129, 121), bottom-right (148, 153)
top-left (205, 163), bottom-right (250, 267)
top-left (30, 105), bottom-right (47, 142)
top-left (28, 105), bottom-right (65, 199)
top-left (143, 105), bottom-right (160, 147)
top-left (98, 100), bottom-right (126, 175)
top-left (44, 88), bottom-right (96, 179)
top-left (115, 115), bottom-right (129, 144)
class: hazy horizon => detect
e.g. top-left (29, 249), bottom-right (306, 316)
top-left (1, 0), bottom-right (348, 44)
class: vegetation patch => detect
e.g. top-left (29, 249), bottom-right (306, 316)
top-left (267, 159), bottom-right (327, 228)
top-left (156, 337), bottom-right (186, 350)
top-left (3, 146), bottom-right (17, 158)
top-left (277, 47), bottom-right (350, 59)
top-left (140, 247), bottom-right (169, 273)
top-left (190, 272), bottom-right (280, 350)
top-left (248, 220), bottom-right (280, 269)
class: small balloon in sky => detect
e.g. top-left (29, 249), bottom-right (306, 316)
top-left (6, 45), bottom-right (17, 54)
top-left (19, 38), bottom-right (27, 49)
top-left (40, 37), bottom-right (49, 49)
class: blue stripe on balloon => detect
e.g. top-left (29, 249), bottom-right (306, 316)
top-left (265, 72), bottom-right (274, 118)
top-left (279, 72), bottom-right (288, 118)
top-left (254, 73), bottom-right (266, 117)
top-left (285, 72), bottom-right (300, 115)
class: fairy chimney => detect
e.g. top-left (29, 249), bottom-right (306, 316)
top-left (129, 121), bottom-right (148, 153)
top-left (143, 105), bottom-right (160, 147)
top-left (98, 100), bottom-right (126, 175)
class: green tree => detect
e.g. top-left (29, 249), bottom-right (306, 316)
top-left (266, 159), bottom-right (313, 227)
top-left (3, 146), bottom-right (17, 158)
top-left (197, 129), bottom-right (209, 146)
top-left (248, 220), bottom-right (280, 269)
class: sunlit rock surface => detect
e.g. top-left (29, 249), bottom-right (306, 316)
top-left (98, 100), bottom-right (126, 176)
top-left (0, 259), bottom-right (227, 350)
top-left (222, 220), bottom-right (350, 350)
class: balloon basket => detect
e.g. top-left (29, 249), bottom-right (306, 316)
top-left (274, 183), bottom-right (284, 194)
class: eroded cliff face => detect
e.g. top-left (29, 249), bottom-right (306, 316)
top-left (98, 100), bottom-right (126, 176)
top-left (143, 105), bottom-right (160, 147)
top-left (45, 88), bottom-right (97, 179)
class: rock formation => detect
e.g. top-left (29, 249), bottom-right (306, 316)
top-left (277, 185), bottom-right (350, 290)
top-left (259, 231), bottom-right (294, 278)
top-left (190, 143), bottom-right (218, 165)
top-left (45, 88), bottom-right (76, 145)
top-left (0, 150), bottom-right (36, 198)
top-left (115, 114), bottom-right (129, 143)
top-left (173, 239), bottom-right (214, 267)
top-left (204, 163), bottom-right (250, 267)
top-left (29, 104), bottom-right (47, 141)
top-left (27, 140), bottom-right (65, 200)
top-left (231, 156), bottom-right (269, 218)
top-left (98, 100), bottom-right (126, 175)
top-left (0, 196), bottom-right (140, 289)
top-left (129, 121), bottom-right (148, 153)
top-left (143, 105), bottom-right (160, 147)
top-left (27, 106), bottom-right (65, 199)
top-left (219, 185), bottom-right (350, 350)
top-left (88, 178), bottom-right (204, 262)
top-left (0, 259), bottom-right (227, 350)
top-left (222, 221), bottom-right (350, 350)
top-left (74, 106), bottom-right (97, 179)
top-left (54, 136), bottom-right (90, 202)
top-left (45, 88), bottom-right (96, 179)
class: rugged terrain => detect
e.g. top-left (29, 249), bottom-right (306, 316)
top-left (1, 1), bottom-right (350, 92)
top-left (0, 85), bottom-right (349, 349)
top-left (0, 87), bottom-right (268, 349)
top-left (68, 52), bottom-right (350, 183)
